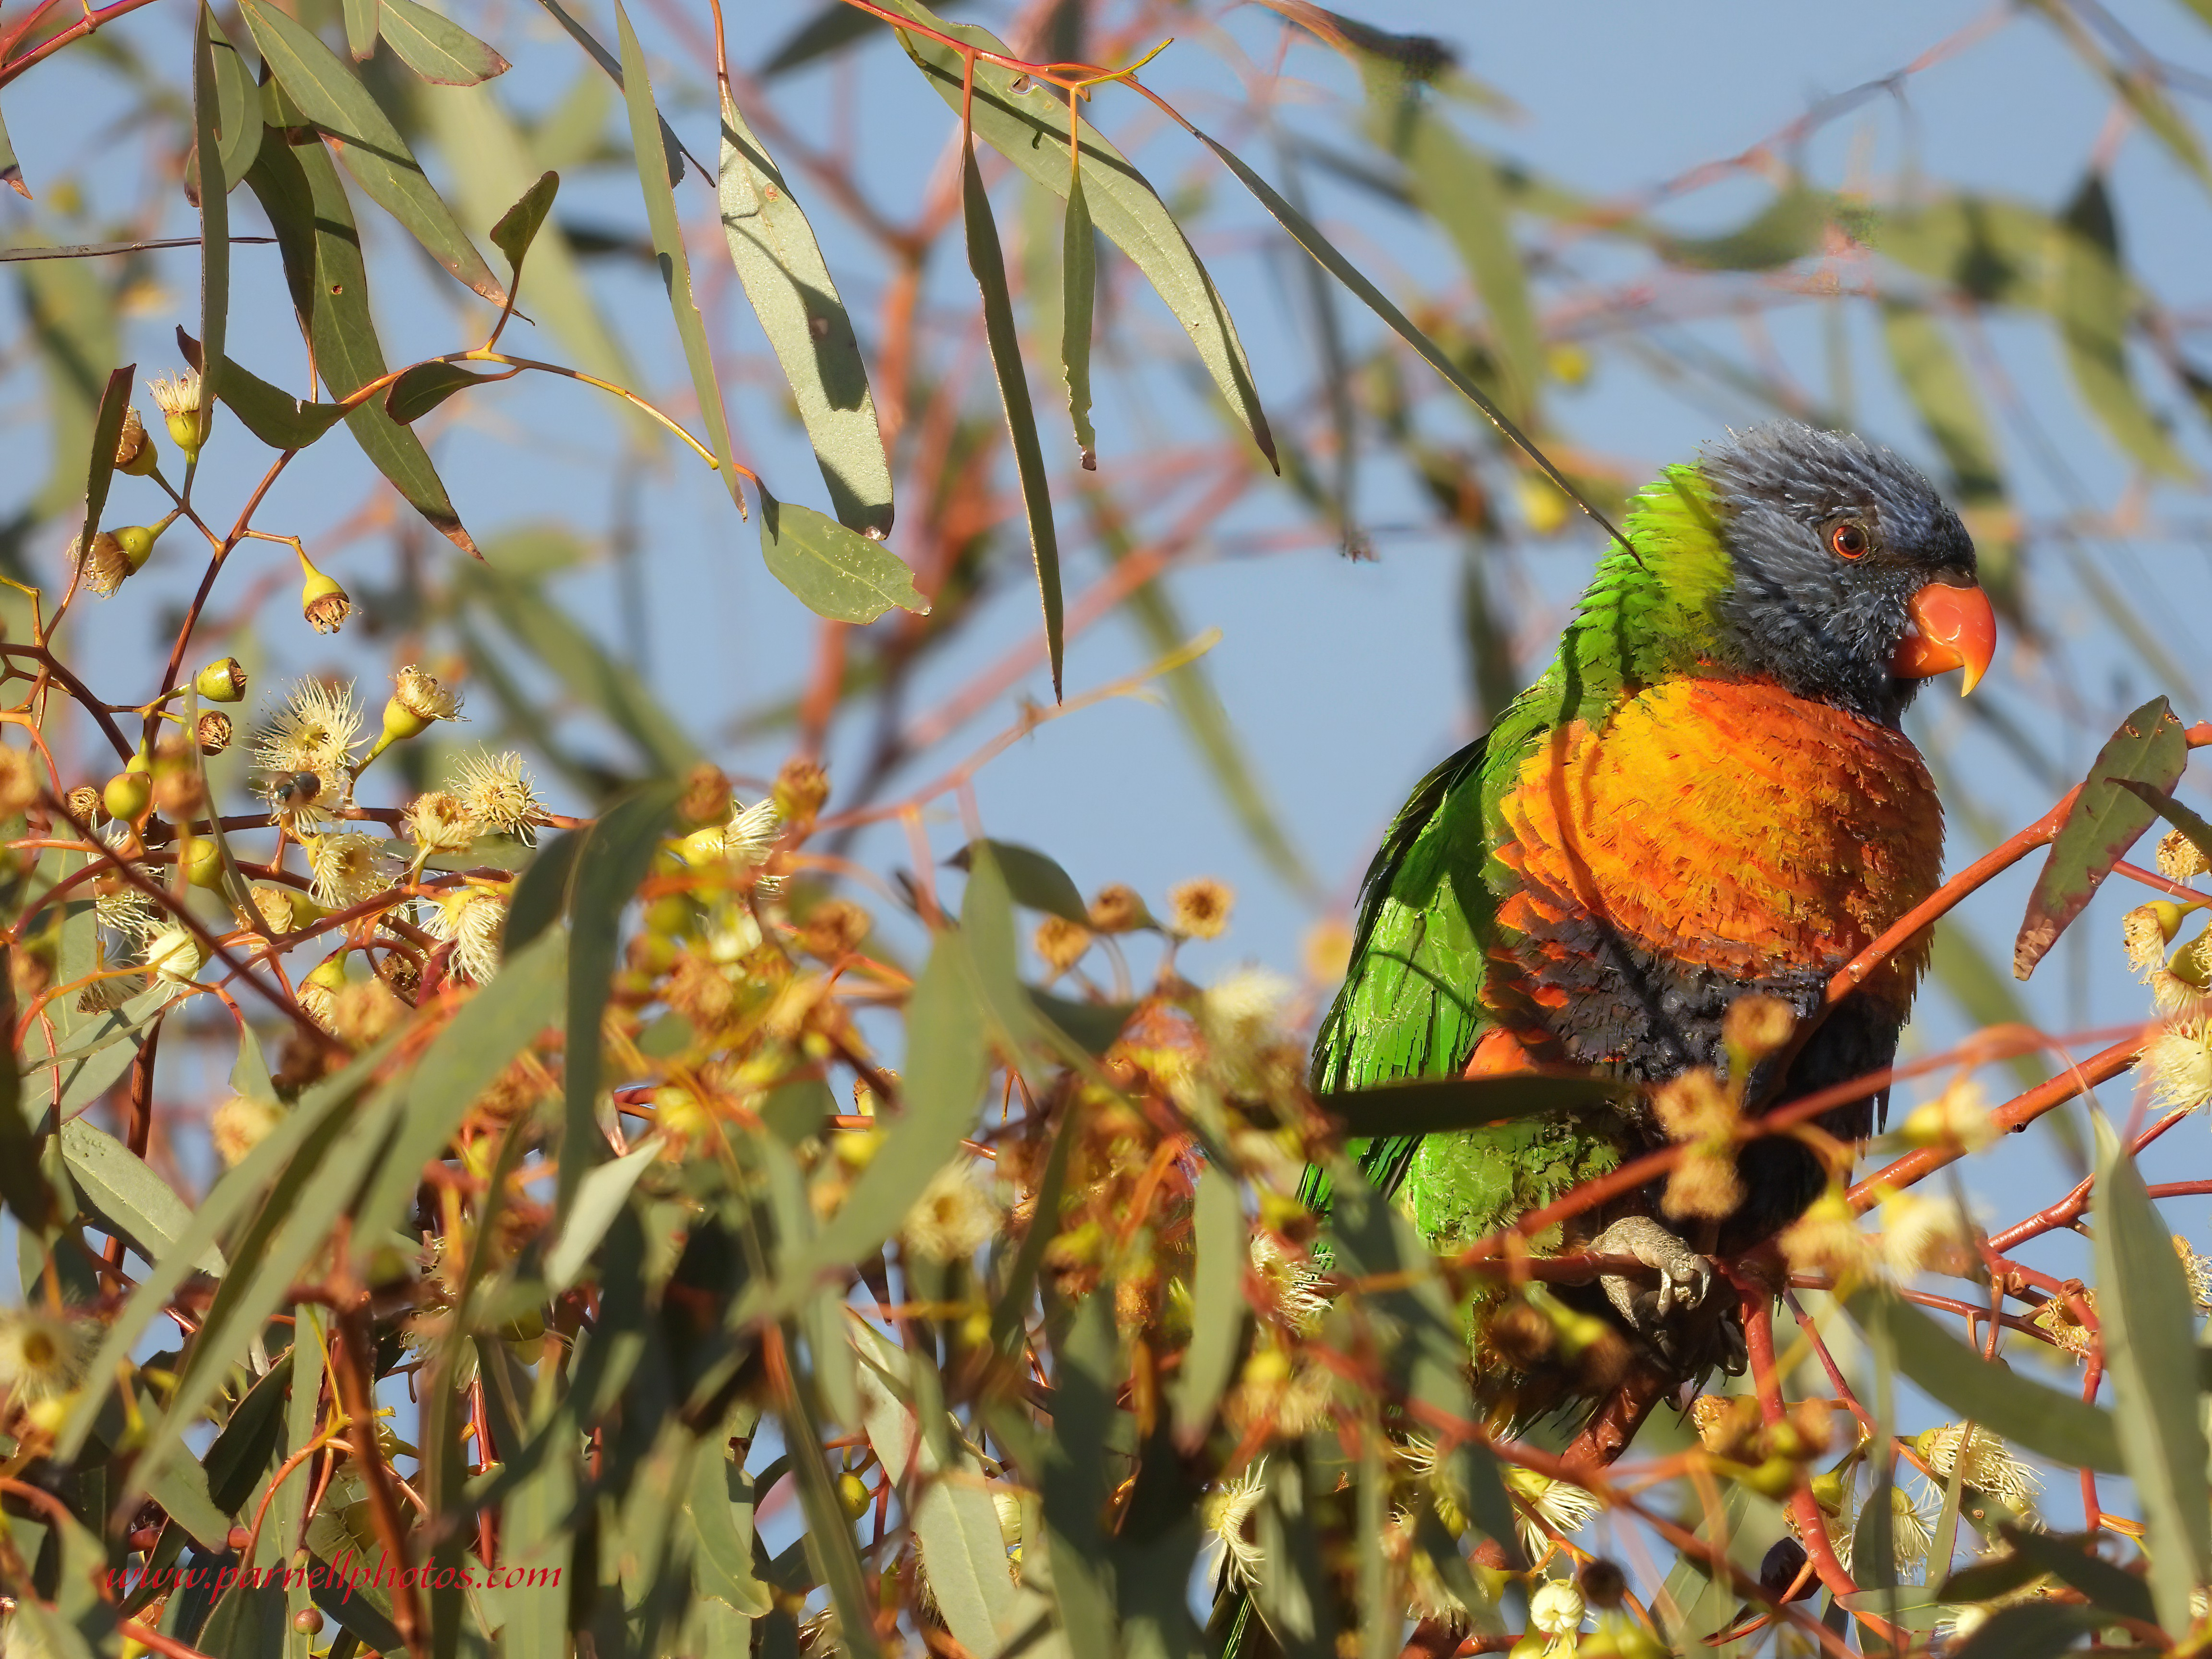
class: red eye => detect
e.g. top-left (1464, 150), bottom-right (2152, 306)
top-left (1829, 521), bottom-right (1870, 559)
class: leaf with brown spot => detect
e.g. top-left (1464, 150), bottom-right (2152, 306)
top-left (2013, 694), bottom-right (2186, 979)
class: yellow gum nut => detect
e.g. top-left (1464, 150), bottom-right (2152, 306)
top-left (113, 525), bottom-right (158, 571)
top-left (104, 769), bottom-right (152, 822)
top-left (679, 826), bottom-right (727, 866)
top-left (179, 836), bottom-right (224, 890)
top-left (1737, 1455), bottom-right (1800, 1499)
top-left (194, 657), bottom-right (248, 702)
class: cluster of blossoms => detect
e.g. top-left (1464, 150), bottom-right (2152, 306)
top-left (2128, 827), bottom-right (2212, 1117)
top-left (20, 657), bottom-right (557, 1176)
top-left (70, 372), bottom-right (357, 632)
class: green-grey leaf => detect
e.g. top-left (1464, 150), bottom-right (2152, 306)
top-left (177, 327), bottom-right (348, 449)
top-left (1880, 301), bottom-right (2004, 499)
top-left (963, 143), bottom-right (1064, 696)
top-left (1663, 184), bottom-right (1830, 270)
top-left (240, 0), bottom-right (506, 303)
top-left (351, 929), bottom-right (565, 1250)
top-left (0, 97), bottom-right (24, 198)
top-left (2054, 172), bottom-right (2189, 479)
top-left (379, 0), bottom-right (509, 86)
top-left (60, 1118), bottom-right (224, 1275)
top-left (558, 780), bottom-right (685, 1218)
top-left (1361, 65), bottom-right (1540, 421)
top-left (2120, 779), bottom-right (2212, 870)
top-left (204, 1349), bottom-right (294, 1514)
top-left (1028, 991), bottom-right (1133, 1057)
top-left (1170, 1162), bottom-right (1245, 1446)
top-left (204, 8), bottom-right (264, 187)
top-left (1863, 193), bottom-right (2055, 309)
top-left (876, 0), bottom-right (1274, 471)
top-left (2014, 695), bottom-right (2186, 978)
top-left (244, 130), bottom-right (476, 549)
top-left (855, 1322), bottom-right (1037, 1659)
top-left (1845, 1287), bottom-right (2123, 1472)
top-left (492, 168), bottom-right (560, 274)
top-left (72, 365), bottom-right (133, 587)
top-left (546, 1133), bottom-right (661, 1290)
top-left (385, 360), bottom-right (504, 424)
top-left (613, 0), bottom-right (743, 507)
top-left (1061, 169), bottom-right (1097, 466)
top-left (343, 0), bottom-right (379, 60)
top-left (758, 486), bottom-right (927, 624)
top-left (950, 841), bottom-right (1086, 927)
top-left (687, 1437), bottom-right (771, 1617)
top-left (1951, 1602), bottom-right (2102, 1659)
top-left (2091, 1111), bottom-right (2211, 1631)
top-left (193, 6), bottom-right (229, 446)
top-left (743, 925), bottom-right (987, 1322)
top-left (719, 86), bottom-right (892, 536)
top-left (56, 1045), bottom-right (385, 1457)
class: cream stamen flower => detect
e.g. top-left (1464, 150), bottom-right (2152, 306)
top-left (211, 1095), bottom-right (285, 1166)
top-left (1878, 1190), bottom-right (1975, 1278)
top-left (1505, 1467), bottom-right (1599, 1563)
top-left (1250, 1233), bottom-right (1329, 1332)
top-left (423, 885), bottom-right (507, 985)
top-left (1529, 1578), bottom-right (1586, 1638)
top-left (1034, 915), bottom-right (1091, 974)
top-left (255, 680), bottom-right (362, 826)
top-left (1169, 877), bottom-right (1233, 940)
top-left (69, 530), bottom-right (134, 597)
top-left (0, 1308), bottom-right (100, 1404)
top-left (2157, 829), bottom-right (2211, 883)
top-left (1914, 1423), bottom-right (2039, 1507)
top-left (405, 791), bottom-right (482, 857)
top-left (901, 1160), bottom-right (1002, 1262)
top-left (144, 925), bottom-right (206, 985)
top-left (306, 831), bottom-right (391, 910)
top-left (146, 369), bottom-right (202, 421)
top-left (449, 750), bottom-right (543, 845)
top-left (716, 798), bottom-right (784, 898)
top-left (1889, 1486), bottom-right (1935, 1579)
top-left (363, 667), bottom-right (467, 769)
top-left (2148, 1018), bottom-right (2212, 1115)
top-left (1202, 1462), bottom-right (1267, 1589)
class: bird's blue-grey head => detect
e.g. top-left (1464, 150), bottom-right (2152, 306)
top-left (1702, 421), bottom-right (1986, 724)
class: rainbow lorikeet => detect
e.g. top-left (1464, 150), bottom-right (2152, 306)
top-left (1308, 421), bottom-right (1996, 1415)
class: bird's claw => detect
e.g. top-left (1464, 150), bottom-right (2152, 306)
top-left (1593, 1215), bottom-right (1713, 1333)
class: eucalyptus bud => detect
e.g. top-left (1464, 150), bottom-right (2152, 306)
top-left (103, 756), bottom-right (152, 823)
top-left (177, 834), bottom-right (224, 891)
top-left (146, 370), bottom-right (209, 460)
top-left (114, 406), bottom-right (158, 476)
top-left (194, 658), bottom-right (248, 703)
top-left (297, 548), bottom-right (351, 635)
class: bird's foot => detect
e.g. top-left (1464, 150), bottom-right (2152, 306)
top-left (1592, 1215), bottom-right (1711, 1325)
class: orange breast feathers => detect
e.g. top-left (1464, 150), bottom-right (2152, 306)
top-left (1493, 677), bottom-right (1944, 1012)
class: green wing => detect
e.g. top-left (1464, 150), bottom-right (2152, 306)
top-left (1302, 721), bottom-right (1522, 1215)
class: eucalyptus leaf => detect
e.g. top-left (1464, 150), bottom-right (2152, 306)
top-left (378, 0), bottom-right (510, 86)
top-left (240, 0), bottom-right (506, 302)
top-left (2091, 1111), bottom-right (2211, 1631)
top-left (758, 487), bottom-right (927, 624)
top-left (719, 86), bottom-right (892, 536)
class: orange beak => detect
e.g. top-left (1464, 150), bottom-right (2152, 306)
top-left (1892, 581), bottom-right (1996, 695)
